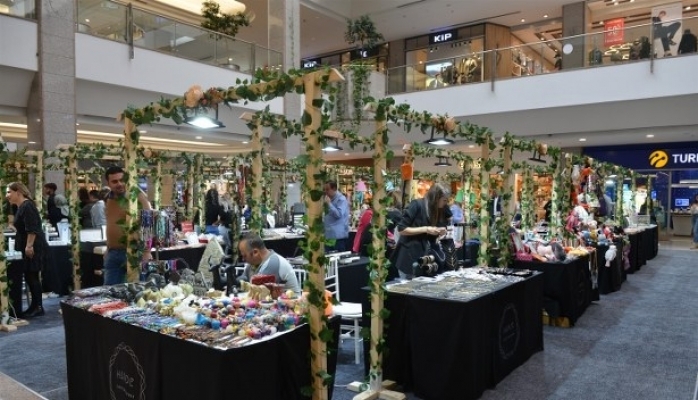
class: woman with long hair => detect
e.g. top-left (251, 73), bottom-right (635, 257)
top-left (391, 183), bottom-right (451, 279)
top-left (6, 182), bottom-right (48, 317)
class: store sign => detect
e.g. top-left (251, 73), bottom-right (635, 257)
top-left (585, 145), bottom-right (698, 170)
top-left (350, 47), bottom-right (379, 60)
top-left (301, 58), bottom-right (321, 69)
top-left (429, 29), bottom-right (457, 45)
top-left (604, 18), bottom-right (625, 46)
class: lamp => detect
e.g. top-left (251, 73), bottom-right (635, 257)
top-left (435, 156), bottom-right (452, 167)
top-left (425, 128), bottom-right (454, 146)
top-left (528, 143), bottom-right (548, 163)
top-left (185, 107), bottom-right (225, 129)
top-left (322, 138), bottom-right (343, 152)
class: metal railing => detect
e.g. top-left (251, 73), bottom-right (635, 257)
top-left (75, 0), bottom-right (282, 74)
top-left (387, 15), bottom-right (698, 95)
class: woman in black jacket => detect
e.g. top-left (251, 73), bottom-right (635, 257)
top-left (392, 183), bottom-right (451, 279)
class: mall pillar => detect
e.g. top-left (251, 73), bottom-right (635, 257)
top-left (27, 0), bottom-right (77, 189)
top-left (562, 1), bottom-right (591, 69)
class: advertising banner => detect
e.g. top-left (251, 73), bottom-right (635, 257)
top-left (604, 18), bottom-right (625, 46)
top-left (652, 2), bottom-right (684, 58)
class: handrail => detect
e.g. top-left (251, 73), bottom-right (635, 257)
top-left (74, 0), bottom-right (282, 74)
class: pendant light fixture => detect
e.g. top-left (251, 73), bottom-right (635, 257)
top-left (322, 138), bottom-right (343, 152)
top-left (184, 107), bottom-right (225, 129)
top-left (424, 126), bottom-right (454, 146)
top-left (434, 156), bottom-right (452, 167)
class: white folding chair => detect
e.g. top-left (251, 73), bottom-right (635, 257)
top-left (325, 256), bottom-right (363, 364)
top-left (292, 268), bottom-right (308, 289)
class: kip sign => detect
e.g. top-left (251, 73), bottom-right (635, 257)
top-left (429, 29), bottom-right (457, 45)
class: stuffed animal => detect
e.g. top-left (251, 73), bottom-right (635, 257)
top-left (240, 281), bottom-right (271, 300)
top-left (605, 244), bottom-right (617, 267)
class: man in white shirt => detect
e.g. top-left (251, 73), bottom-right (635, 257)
top-left (238, 232), bottom-right (301, 294)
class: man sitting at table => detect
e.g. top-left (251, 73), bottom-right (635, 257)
top-left (237, 232), bottom-right (301, 294)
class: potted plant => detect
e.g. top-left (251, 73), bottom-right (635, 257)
top-left (344, 14), bottom-right (384, 52)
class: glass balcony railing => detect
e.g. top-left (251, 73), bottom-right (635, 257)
top-left (387, 15), bottom-right (698, 95)
top-left (0, 0), bottom-right (35, 19)
top-left (75, 0), bottom-right (282, 74)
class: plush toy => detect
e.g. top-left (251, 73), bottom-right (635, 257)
top-left (605, 244), bottom-right (617, 267)
top-left (241, 281), bottom-right (271, 300)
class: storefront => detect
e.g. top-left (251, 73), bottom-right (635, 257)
top-left (300, 44), bottom-right (389, 72)
top-left (584, 142), bottom-right (698, 236)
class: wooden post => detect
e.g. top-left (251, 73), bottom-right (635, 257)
top-left (34, 152), bottom-right (44, 214)
top-left (550, 154), bottom-right (563, 238)
top-left (65, 154), bottom-right (81, 290)
top-left (186, 162), bottom-right (194, 221)
top-left (123, 118), bottom-right (140, 283)
top-left (521, 167), bottom-right (534, 229)
top-left (615, 172), bottom-right (624, 226)
top-left (478, 136), bottom-right (490, 267)
top-left (499, 144), bottom-right (514, 264)
top-left (355, 112), bottom-right (406, 400)
top-left (304, 71), bottom-right (329, 400)
top-left (152, 160), bottom-right (162, 210)
top-left (250, 119), bottom-right (264, 235)
top-left (195, 154), bottom-right (203, 228)
top-left (0, 173), bottom-right (10, 331)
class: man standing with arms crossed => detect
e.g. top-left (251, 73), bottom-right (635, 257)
top-left (323, 180), bottom-right (350, 252)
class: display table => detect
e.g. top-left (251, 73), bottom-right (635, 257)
top-left (62, 302), bottom-right (341, 400)
top-left (596, 241), bottom-right (623, 295)
top-left (671, 213), bottom-right (693, 236)
top-left (42, 244), bottom-right (73, 295)
top-left (372, 272), bottom-right (544, 400)
top-left (512, 255), bottom-right (595, 326)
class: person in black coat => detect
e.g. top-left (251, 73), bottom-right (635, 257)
top-left (6, 182), bottom-right (49, 318)
top-left (678, 29), bottom-right (697, 54)
top-left (391, 183), bottom-right (451, 279)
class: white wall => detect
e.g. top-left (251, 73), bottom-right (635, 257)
top-left (75, 34), bottom-right (283, 114)
top-left (0, 16), bottom-right (37, 71)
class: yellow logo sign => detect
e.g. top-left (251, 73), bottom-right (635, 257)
top-left (649, 150), bottom-right (669, 168)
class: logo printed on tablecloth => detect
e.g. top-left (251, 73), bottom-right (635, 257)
top-left (109, 342), bottom-right (146, 400)
top-left (498, 303), bottom-right (520, 360)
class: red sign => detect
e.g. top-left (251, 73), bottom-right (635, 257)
top-left (604, 18), bottom-right (625, 46)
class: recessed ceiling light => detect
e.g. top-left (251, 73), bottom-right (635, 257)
top-left (579, 138), bottom-right (587, 142)
top-left (28, 141), bottom-right (36, 144)
top-left (242, 141), bottom-right (248, 144)
top-left (75, 123), bottom-right (79, 126)
top-left (139, 130), bottom-right (147, 133)
top-left (344, 153), bottom-right (350, 156)
top-left (686, 6), bottom-right (692, 10)
top-left (85, 19), bottom-right (90, 23)
top-left (521, 18), bottom-right (525, 22)
top-left (543, 14), bottom-right (548, 18)
top-left (646, 134), bottom-right (655, 138)
top-left (468, 145), bottom-right (475, 148)
top-left (195, 136), bottom-right (203, 140)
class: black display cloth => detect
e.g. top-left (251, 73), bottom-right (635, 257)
top-left (370, 273), bottom-right (544, 400)
top-left (42, 245), bottom-right (72, 295)
top-left (646, 225), bottom-right (659, 260)
top-left (7, 260), bottom-right (24, 315)
top-left (61, 303), bottom-right (341, 400)
top-left (596, 240), bottom-right (623, 294)
top-left (512, 255), bottom-right (595, 325)
top-left (264, 232), bottom-right (356, 258)
top-left (627, 232), bottom-right (640, 274)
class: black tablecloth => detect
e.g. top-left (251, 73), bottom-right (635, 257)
top-left (62, 303), bottom-right (341, 400)
top-left (370, 273), bottom-right (544, 400)
top-left (596, 241), bottom-right (623, 295)
top-left (42, 245), bottom-right (73, 295)
top-left (627, 232), bottom-right (640, 274)
top-left (646, 225), bottom-right (659, 260)
top-left (512, 255), bottom-right (595, 326)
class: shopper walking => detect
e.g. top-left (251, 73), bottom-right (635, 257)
top-left (6, 182), bottom-right (48, 318)
top-left (323, 180), bottom-right (350, 252)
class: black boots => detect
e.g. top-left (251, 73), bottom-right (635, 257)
top-left (23, 306), bottom-right (45, 318)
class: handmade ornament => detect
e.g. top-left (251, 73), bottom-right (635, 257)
top-left (605, 244), bottom-right (617, 267)
top-left (240, 281), bottom-right (271, 300)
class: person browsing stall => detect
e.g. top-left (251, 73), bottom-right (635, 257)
top-left (237, 233), bottom-right (301, 294)
top-left (392, 183), bottom-right (451, 280)
top-left (323, 180), bottom-right (350, 252)
top-left (103, 166), bottom-right (152, 285)
top-left (6, 182), bottom-right (49, 318)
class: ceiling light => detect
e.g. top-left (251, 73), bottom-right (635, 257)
top-left (521, 18), bottom-right (525, 22)
top-left (687, 6), bottom-right (692, 10)
top-left (434, 156), bottom-right (452, 167)
top-left (242, 141), bottom-right (249, 144)
top-left (185, 107), bottom-right (225, 129)
top-left (528, 149), bottom-right (547, 163)
top-left (195, 136), bottom-right (203, 140)
top-left (85, 19), bottom-right (90, 23)
top-left (579, 138), bottom-right (587, 142)
top-left (154, 0), bottom-right (246, 15)
top-left (468, 145), bottom-right (475, 148)
top-left (424, 128), bottom-right (454, 146)
top-left (322, 139), bottom-right (342, 152)
top-left (646, 134), bottom-right (655, 138)
top-left (543, 14), bottom-right (548, 18)
top-left (28, 141), bottom-right (36, 144)
top-left (344, 153), bottom-right (350, 156)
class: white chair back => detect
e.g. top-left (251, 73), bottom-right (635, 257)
top-left (293, 268), bottom-right (308, 288)
top-left (324, 256), bottom-right (341, 301)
